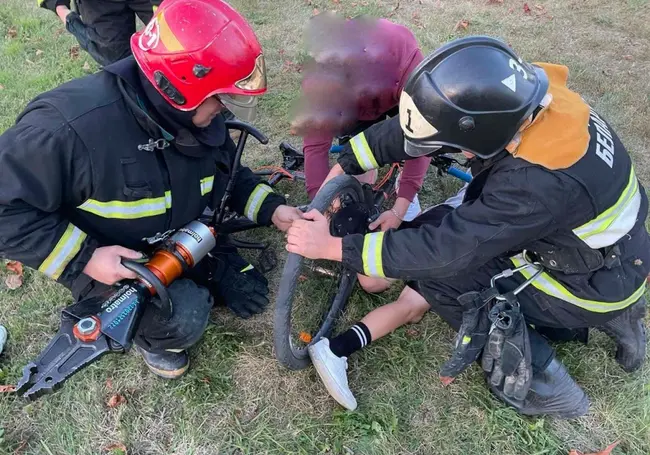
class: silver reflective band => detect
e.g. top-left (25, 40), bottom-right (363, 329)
top-left (511, 254), bottom-right (646, 313)
top-left (350, 133), bottom-right (380, 171)
top-left (573, 168), bottom-right (641, 249)
top-left (38, 224), bottom-right (87, 279)
top-left (244, 184), bottom-right (273, 223)
top-left (362, 232), bottom-right (385, 278)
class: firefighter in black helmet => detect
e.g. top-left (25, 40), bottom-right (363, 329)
top-left (286, 36), bottom-right (649, 418)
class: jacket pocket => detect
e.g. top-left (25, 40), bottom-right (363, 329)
top-left (121, 157), bottom-right (153, 198)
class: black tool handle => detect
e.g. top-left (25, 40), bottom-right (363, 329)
top-left (122, 260), bottom-right (172, 319)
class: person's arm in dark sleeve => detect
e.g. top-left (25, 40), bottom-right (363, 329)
top-left (336, 116), bottom-right (408, 175)
top-left (222, 138), bottom-right (286, 226)
top-left (0, 105), bottom-right (98, 290)
top-left (341, 168), bottom-right (563, 280)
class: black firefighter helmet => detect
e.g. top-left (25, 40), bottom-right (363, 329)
top-left (399, 36), bottom-right (549, 159)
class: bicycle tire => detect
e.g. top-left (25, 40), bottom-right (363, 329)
top-left (273, 175), bottom-right (367, 370)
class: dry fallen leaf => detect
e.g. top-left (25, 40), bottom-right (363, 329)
top-left (0, 84), bottom-right (4, 90)
top-left (6, 27), bottom-right (17, 38)
top-left (15, 440), bottom-right (28, 454)
top-left (0, 385), bottom-right (16, 393)
top-left (523, 3), bottom-right (531, 13)
top-left (6, 261), bottom-right (23, 276)
top-left (312, 8), bottom-right (320, 15)
top-left (406, 328), bottom-right (420, 338)
top-left (106, 378), bottom-right (114, 390)
top-left (569, 440), bottom-right (620, 455)
top-left (488, 0), bottom-right (504, 3)
top-left (83, 61), bottom-right (92, 71)
top-left (107, 393), bottom-right (126, 408)
top-left (70, 45), bottom-right (80, 59)
top-left (35, 49), bottom-right (44, 56)
top-left (5, 274), bottom-right (23, 290)
top-left (104, 443), bottom-right (128, 455)
top-left (6, 261), bottom-right (22, 275)
top-left (454, 19), bottom-right (470, 31)
top-left (623, 55), bottom-right (634, 61)
top-left (200, 377), bottom-right (210, 384)
top-left (440, 376), bottom-right (455, 386)
top-left (298, 332), bottom-right (312, 343)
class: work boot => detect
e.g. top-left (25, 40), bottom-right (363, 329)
top-left (489, 357), bottom-right (590, 419)
top-left (597, 298), bottom-right (647, 372)
top-left (135, 345), bottom-right (189, 379)
top-left (308, 338), bottom-right (358, 411)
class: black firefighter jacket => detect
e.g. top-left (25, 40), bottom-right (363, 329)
top-left (0, 58), bottom-right (285, 292)
top-left (337, 66), bottom-right (650, 313)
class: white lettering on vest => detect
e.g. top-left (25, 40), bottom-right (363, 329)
top-left (589, 108), bottom-right (615, 168)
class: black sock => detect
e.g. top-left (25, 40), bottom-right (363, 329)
top-left (328, 322), bottom-right (372, 358)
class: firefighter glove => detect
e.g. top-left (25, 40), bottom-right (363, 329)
top-left (439, 290), bottom-right (493, 381)
top-left (209, 248), bottom-right (269, 319)
top-left (482, 296), bottom-right (532, 402)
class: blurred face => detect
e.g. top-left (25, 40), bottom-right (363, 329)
top-left (192, 96), bottom-right (224, 128)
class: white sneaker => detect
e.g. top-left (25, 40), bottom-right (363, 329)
top-left (308, 338), bottom-right (357, 410)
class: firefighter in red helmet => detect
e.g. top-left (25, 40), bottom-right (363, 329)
top-left (0, 0), bottom-right (302, 378)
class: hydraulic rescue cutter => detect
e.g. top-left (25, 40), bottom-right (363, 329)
top-left (16, 120), bottom-right (268, 400)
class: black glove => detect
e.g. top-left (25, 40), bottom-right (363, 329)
top-left (439, 289), bottom-right (494, 383)
top-left (208, 244), bottom-right (269, 319)
top-left (481, 295), bottom-right (532, 401)
top-left (38, 0), bottom-right (70, 13)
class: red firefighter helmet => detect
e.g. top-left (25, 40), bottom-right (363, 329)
top-left (131, 0), bottom-right (267, 118)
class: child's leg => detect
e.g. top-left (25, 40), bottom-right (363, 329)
top-left (357, 274), bottom-right (393, 294)
top-left (308, 285), bottom-right (430, 410)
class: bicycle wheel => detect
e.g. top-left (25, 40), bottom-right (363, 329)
top-left (273, 175), bottom-right (367, 370)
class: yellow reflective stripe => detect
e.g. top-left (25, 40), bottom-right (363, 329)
top-left (240, 264), bottom-right (254, 273)
top-left (38, 224), bottom-right (87, 280)
top-left (158, 11), bottom-right (185, 52)
top-left (362, 232), bottom-right (385, 278)
top-left (78, 191), bottom-right (172, 219)
top-left (573, 167), bottom-right (640, 248)
top-left (511, 255), bottom-right (646, 313)
top-left (244, 184), bottom-right (273, 223)
top-left (350, 133), bottom-right (380, 171)
top-left (462, 336), bottom-right (471, 345)
top-left (200, 176), bottom-right (215, 196)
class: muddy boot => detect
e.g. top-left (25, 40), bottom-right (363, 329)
top-left (489, 357), bottom-right (590, 419)
top-left (597, 298), bottom-right (647, 372)
top-left (135, 345), bottom-right (189, 379)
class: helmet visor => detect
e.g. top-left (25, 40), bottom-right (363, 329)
top-left (404, 138), bottom-right (442, 157)
top-left (219, 94), bottom-right (259, 122)
top-left (235, 54), bottom-right (267, 93)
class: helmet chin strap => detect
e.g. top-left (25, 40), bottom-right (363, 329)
top-left (505, 93), bottom-right (554, 154)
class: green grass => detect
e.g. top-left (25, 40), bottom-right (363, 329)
top-left (1, 0), bottom-right (650, 454)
